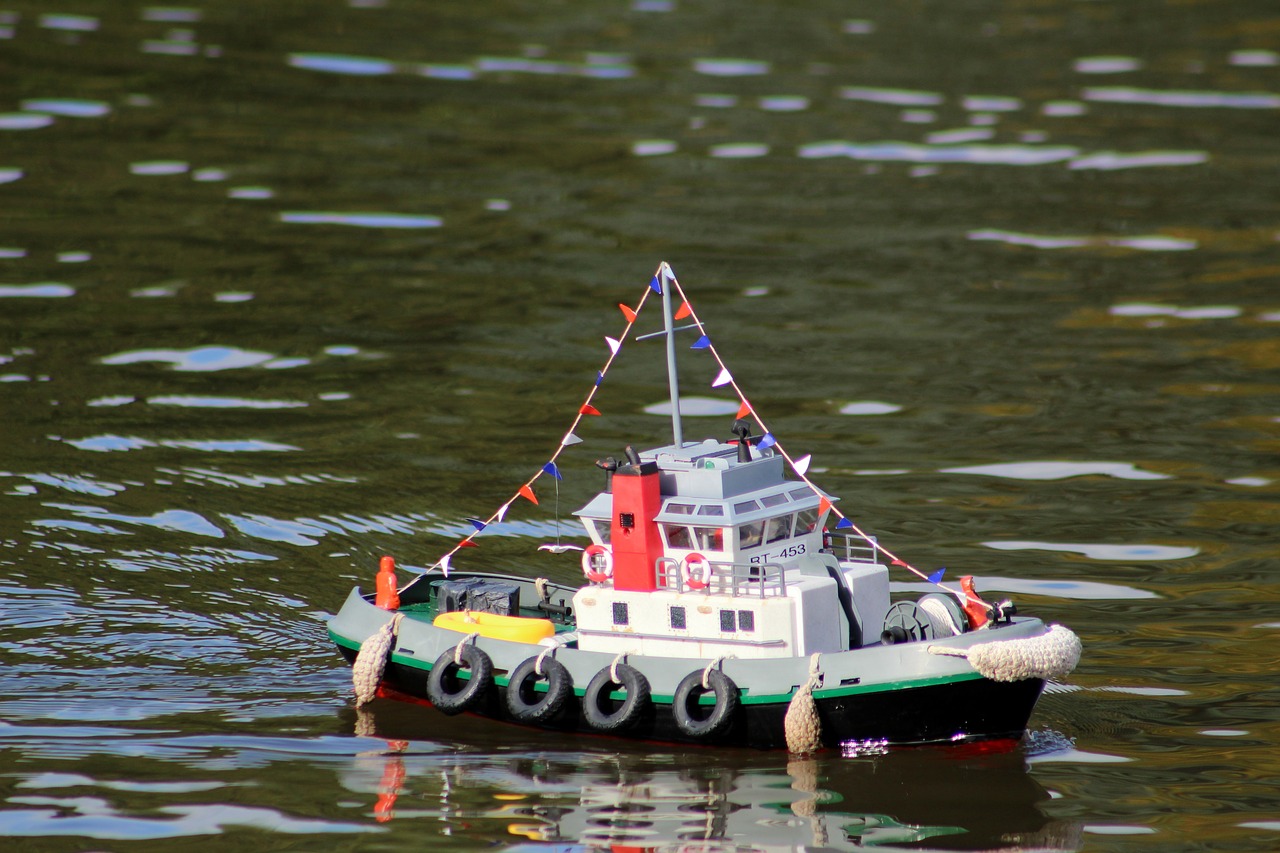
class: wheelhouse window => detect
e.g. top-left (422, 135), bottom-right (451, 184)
top-left (739, 520), bottom-right (764, 549)
top-left (662, 524), bottom-right (694, 550)
top-left (795, 507), bottom-right (820, 534)
top-left (694, 527), bottom-right (724, 551)
top-left (666, 502), bottom-right (696, 515)
top-left (765, 514), bottom-right (793, 544)
top-left (586, 519), bottom-right (611, 544)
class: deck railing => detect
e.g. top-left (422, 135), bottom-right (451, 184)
top-left (821, 531), bottom-right (883, 564)
top-left (655, 557), bottom-right (788, 597)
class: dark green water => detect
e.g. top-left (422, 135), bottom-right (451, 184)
top-left (2, 1), bottom-right (1278, 850)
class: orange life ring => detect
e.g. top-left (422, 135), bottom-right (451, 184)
top-left (681, 552), bottom-right (711, 590)
top-left (581, 543), bottom-right (614, 583)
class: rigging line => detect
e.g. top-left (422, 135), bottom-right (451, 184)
top-left (667, 277), bottom-right (970, 600)
top-left (423, 274), bottom-right (658, 575)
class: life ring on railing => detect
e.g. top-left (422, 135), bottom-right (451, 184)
top-left (426, 644), bottom-right (493, 715)
top-left (671, 669), bottom-right (739, 738)
top-left (581, 544), bottom-right (614, 584)
top-left (582, 664), bottom-right (650, 732)
top-left (681, 552), bottom-right (711, 590)
top-left (505, 655), bottom-right (573, 725)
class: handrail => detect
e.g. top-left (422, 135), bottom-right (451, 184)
top-left (655, 557), bottom-right (788, 597)
top-left (822, 531), bottom-right (882, 564)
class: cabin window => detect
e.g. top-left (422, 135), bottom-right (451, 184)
top-left (612, 602), bottom-right (629, 626)
top-left (662, 524), bottom-right (694, 550)
top-left (670, 606), bottom-right (687, 629)
top-left (719, 610), bottom-right (736, 632)
top-left (795, 507), bottom-right (820, 534)
top-left (587, 519), bottom-right (611, 544)
top-left (697, 505), bottom-right (725, 517)
top-left (739, 520), bottom-right (764, 549)
top-left (738, 610), bottom-right (755, 632)
top-left (789, 487), bottom-right (811, 501)
top-left (765, 514), bottom-right (793, 544)
top-left (734, 500), bottom-right (759, 514)
top-left (667, 502), bottom-right (695, 515)
top-left (694, 527), bottom-right (724, 552)
top-left (761, 493), bottom-right (789, 509)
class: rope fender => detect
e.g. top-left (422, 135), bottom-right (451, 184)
top-left (784, 653), bottom-right (824, 754)
top-left (928, 624), bottom-right (1082, 683)
top-left (353, 613), bottom-right (404, 707)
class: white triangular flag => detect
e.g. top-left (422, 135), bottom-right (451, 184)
top-left (605, 336), bottom-right (621, 355)
top-left (792, 454), bottom-right (812, 476)
top-left (495, 502), bottom-right (511, 522)
top-left (712, 367), bottom-right (732, 388)
top-left (436, 554), bottom-right (452, 577)
top-left (561, 432), bottom-right (583, 446)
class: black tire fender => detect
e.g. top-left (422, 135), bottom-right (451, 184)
top-left (671, 669), bottom-right (739, 738)
top-left (427, 644), bottom-right (493, 715)
top-left (581, 663), bottom-right (650, 732)
top-left (505, 656), bottom-right (573, 725)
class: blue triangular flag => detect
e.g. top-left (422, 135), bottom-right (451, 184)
top-left (649, 275), bottom-right (662, 295)
top-left (542, 462), bottom-right (562, 480)
top-left (835, 517), bottom-right (853, 530)
top-left (691, 335), bottom-right (711, 350)
top-left (466, 517), bottom-right (487, 532)
top-left (595, 370), bottom-right (604, 386)
top-left (757, 432), bottom-right (777, 450)
top-left (927, 568), bottom-right (945, 584)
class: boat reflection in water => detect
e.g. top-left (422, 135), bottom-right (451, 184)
top-left (342, 711), bottom-right (1081, 850)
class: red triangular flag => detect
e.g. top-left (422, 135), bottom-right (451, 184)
top-left (891, 558), bottom-right (908, 567)
top-left (458, 539), bottom-right (479, 548)
top-left (579, 403), bottom-right (601, 416)
top-left (818, 496), bottom-right (832, 515)
top-left (674, 301), bottom-right (692, 320)
top-left (736, 400), bottom-right (751, 419)
top-left (618, 303), bottom-right (637, 323)
top-left (518, 484), bottom-right (539, 505)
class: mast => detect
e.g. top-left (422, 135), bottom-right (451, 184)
top-left (659, 262), bottom-right (684, 447)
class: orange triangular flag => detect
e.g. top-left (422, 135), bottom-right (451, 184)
top-left (618, 303), bottom-right (637, 323)
top-left (458, 539), bottom-right (479, 548)
top-left (818, 496), bottom-right (832, 515)
top-left (518, 484), bottom-right (539, 505)
top-left (580, 403), bottom-right (601, 416)
top-left (674, 301), bottom-right (692, 320)
top-left (736, 400), bottom-right (751, 419)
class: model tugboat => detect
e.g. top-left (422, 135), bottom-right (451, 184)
top-left (329, 263), bottom-right (1080, 751)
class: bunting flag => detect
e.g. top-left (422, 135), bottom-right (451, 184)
top-left (437, 554), bottom-right (452, 576)
top-left (466, 518), bottom-right (487, 532)
top-left (712, 367), bottom-right (732, 387)
top-left (792, 454), bottom-right (812, 476)
top-left (579, 403), bottom-right (601, 416)
top-left (618, 303), bottom-right (637, 323)
top-left (835, 516), bottom-right (854, 529)
top-left (736, 400), bottom-right (752, 420)
top-left (561, 432), bottom-right (583, 446)
top-left (757, 432), bottom-right (777, 450)
top-left (927, 568), bottom-right (946, 584)
top-left (542, 461), bottom-right (562, 480)
top-left (691, 335), bottom-right (711, 350)
top-left (649, 274), bottom-right (662, 294)
top-left (595, 371), bottom-right (604, 386)
top-left (495, 503), bottom-right (510, 522)
top-left (518, 484), bottom-right (538, 505)
top-left (818, 496), bottom-right (832, 515)
top-left (458, 539), bottom-right (478, 548)
top-left (674, 301), bottom-right (692, 320)
top-left (891, 558), bottom-right (908, 568)
top-left (605, 336), bottom-right (621, 355)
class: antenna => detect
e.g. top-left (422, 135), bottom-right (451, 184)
top-left (660, 262), bottom-right (683, 447)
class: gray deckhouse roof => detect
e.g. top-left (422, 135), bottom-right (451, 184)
top-left (574, 438), bottom-right (836, 526)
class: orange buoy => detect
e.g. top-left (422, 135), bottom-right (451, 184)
top-left (375, 555), bottom-right (400, 610)
top-left (959, 575), bottom-right (990, 629)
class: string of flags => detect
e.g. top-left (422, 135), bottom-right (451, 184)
top-left (425, 262), bottom-right (967, 602)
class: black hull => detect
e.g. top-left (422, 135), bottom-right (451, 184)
top-left (337, 645), bottom-right (1045, 750)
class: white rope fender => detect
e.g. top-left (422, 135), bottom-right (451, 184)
top-left (352, 613), bottom-right (404, 707)
top-left (928, 624), bottom-right (1082, 683)
top-left (784, 653), bottom-right (824, 754)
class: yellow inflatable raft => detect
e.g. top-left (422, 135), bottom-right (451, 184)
top-left (432, 610), bottom-right (555, 644)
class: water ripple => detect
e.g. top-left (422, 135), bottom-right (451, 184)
top-left (1083, 87), bottom-right (1280, 109)
top-left (941, 461), bottom-right (1170, 480)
